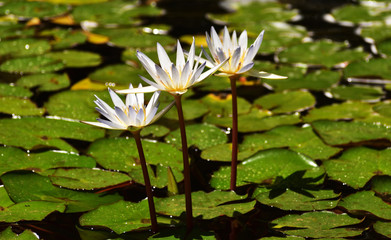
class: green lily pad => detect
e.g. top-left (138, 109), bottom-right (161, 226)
top-left (0, 117), bottom-right (105, 152)
top-left (79, 199), bottom-right (158, 234)
top-left (16, 73), bottom-right (70, 92)
top-left (303, 101), bottom-right (373, 122)
top-left (0, 200), bottom-right (65, 223)
top-left (49, 168), bottom-right (132, 190)
top-left (323, 147), bottom-right (391, 188)
top-left (312, 120), bottom-right (391, 145)
top-left (195, 75), bottom-right (231, 92)
top-left (140, 125), bottom-right (170, 138)
top-left (128, 164), bottom-right (183, 188)
top-left (242, 125), bottom-right (341, 160)
top-left (88, 137), bottom-right (183, 171)
top-left (72, 0), bottom-right (163, 25)
top-left (0, 55), bottom-right (65, 74)
top-left (373, 221), bottom-right (391, 238)
top-left (344, 57), bottom-right (391, 79)
top-left (45, 90), bottom-right (111, 121)
top-left (163, 99), bottom-right (208, 121)
top-left (165, 123), bottom-right (228, 150)
top-left (0, 2), bottom-right (68, 19)
top-left (92, 28), bottom-right (175, 48)
top-left (331, 4), bottom-right (390, 24)
top-left (260, 237), bottom-right (305, 240)
top-left (360, 25), bottom-right (391, 43)
top-left (0, 38), bottom-right (51, 57)
top-left (88, 64), bottom-right (145, 85)
top-left (0, 96), bottom-right (45, 116)
top-left (40, 28), bottom-right (87, 50)
top-left (339, 191), bottom-right (391, 219)
top-left (255, 189), bottom-right (339, 211)
top-left (0, 227), bottom-right (39, 240)
top-left (277, 40), bottom-right (367, 68)
top-left (200, 94), bottom-right (252, 117)
top-left (0, 146), bottom-right (96, 176)
top-left (272, 211), bottom-right (362, 238)
top-left (0, 22), bottom-right (35, 39)
top-left (373, 101), bottom-right (391, 118)
top-left (155, 191), bottom-right (255, 219)
top-left (263, 68), bottom-right (340, 91)
top-left (328, 85), bottom-right (384, 102)
top-left (0, 186), bottom-right (14, 207)
top-left (201, 143), bottom-right (258, 162)
top-left (0, 83), bottom-right (32, 98)
top-left (377, 39), bottom-right (391, 57)
top-left (254, 90), bottom-right (315, 114)
top-left (149, 227), bottom-right (216, 240)
top-left (371, 176), bottom-right (391, 195)
top-left (210, 149), bottom-right (320, 189)
top-left (1, 172), bottom-right (122, 213)
top-left (45, 50), bottom-right (102, 68)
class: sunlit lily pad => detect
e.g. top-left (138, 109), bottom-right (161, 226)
top-left (195, 75), bottom-right (231, 92)
top-left (255, 189), bottom-right (339, 211)
top-left (339, 191), bottom-right (391, 219)
top-left (200, 94), bottom-right (252, 117)
top-left (88, 137), bottom-right (183, 172)
top-left (155, 191), bottom-right (255, 219)
top-left (128, 164), bottom-right (183, 189)
top-left (254, 90), bottom-right (315, 114)
top-left (0, 186), bottom-right (14, 207)
top-left (210, 149), bottom-right (320, 189)
top-left (323, 147), bottom-right (391, 188)
top-left (0, 38), bottom-right (51, 57)
top-left (377, 39), bottom-right (391, 57)
top-left (371, 176), bottom-right (391, 195)
top-left (1, 172), bottom-right (122, 213)
top-left (373, 101), bottom-right (391, 118)
top-left (201, 143), bottom-right (258, 162)
top-left (330, 4), bottom-right (390, 24)
top-left (373, 221), bottom-right (391, 238)
top-left (88, 64), bottom-right (145, 85)
top-left (312, 120), bottom-right (391, 145)
top-left (49, 168), bottom-right (132, 190)
top-left (0, 117), bottom-right (105, 152)
top-left (0, 83), bottom-right (32, 98)
top-left (328, 85), bottom-right (384, 102)
top-left (140, 125), bottom-right (170, 138)
top-left (0, 1), bottom-right (68, 19)
top-left (45, 50), bottom-right (102, 68)
top-left (0, 56), bottom-right (65, 74)
top-left (272, 211), bottom-right (362, 238)
top-left (0, 96), bottom-right (45, 116)
top-left (0, 227), bottom-right (38, 240)
top-left (0, 146), bottom-right (96, 176)
top-left (165, 123), bottom-right (228, 150)
top-left (40, 28), bottom-right (87, 50)
top-left (277, 40), bottom-right (367, 68)
top-left (263, 68), bottom-right (340, 91)
top-left (242, 125), bottom-right (341, 160)
top-left (303, 101), bottom-right (373, 122)
top-left (163, 99), bottom-right (209, 121)
top-left (16, 73), bottom-right (70, 92)
top-left (344, 57), bottom-right (391, 79)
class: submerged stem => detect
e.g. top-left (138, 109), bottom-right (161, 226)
top-left (131, 129), bottom-right (158, 233)
top-left (173, 94), bottom-right (193, 232)
top-left (229, 75), bottom-right (240, 191)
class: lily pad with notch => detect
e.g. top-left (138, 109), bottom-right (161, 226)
top-left (16, 73), bottom-right (70, 92)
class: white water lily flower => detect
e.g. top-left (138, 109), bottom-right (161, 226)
top-left (83, 84), bottom-right (174, 130)
top-left (116, 39), bottom-right (229, 95)
top-left (203, 26), bottom-right (286, 79)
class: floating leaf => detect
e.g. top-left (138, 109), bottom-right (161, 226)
top-left (0, 117), bottom-right (105, 152)
top-left (371, 176), bottom-right (391, 195)
top-left (128, 164), bottom-right (183, 188)
top-left (344, 57), bottom-right (391, 79)
top-left (263, 69), bottom-right (340, 91)
top-left (377, 39), bottom-right (391, 57)
top-left (0, 2), bottom-right (68, 19)
top-left (373, 101), bottom-right (391, 118)
top-left (303, 101), bottom-right (373, 122)
top-left (210, 149), bottom-right (320, 189)
top-left (88, 137), bottom-right (183, 171)
top-left (0, 185), bottom-right (14, 207)
top-left (1, 172), bottom-right (122, 213)
top-left (0, 83), bottom-right (32, 98)
top-left (272, 211), bottom-right (362, 238)
top-left (200, 94), bottom-right (252, 117)
top-left (195, 75), bottom-right (231, 91)
top-left (373, 221), bottom-right (391, 238)
top-left (16, 73), bottom-right (70, 92)
top-left (328, 85), bottom-right (384, 102)
top-left (312, 120), bottom-right (391, 145)
top-left (242, 125), bottom-right (341, 160)
top-left (0, 38), bottom-right (51, 57)
top-left (323, 147), bottom-right (391, 188)
top-left (49, 168), bottom-right (132, 190)
top-left (163, 99), bottom-right (208, 121)
top-left (201, 143), bottom-right (258, 162)
top-left (339, 191), bottom-right (391, 219)
top-left (165, 123), bottom-right (228, 150)
top-left (155, 191), bottom-right (254, 219)
top-left (88, 64), bottom-right (144, 85)
top-left (0, 96), bottom-right (44, 116)
top-left (45, 50), bottom-right (102, 68)
top-left (254, 90), bottom-right (315, 114)
top-left (0, 56), bottom-right (65, 74)
top-left (277, 40), bottom-right (367, 68)
top-left (140, 125), bottom-right (170, 138)
top-left (255, 189), bottom-right (339, 211)
top-left (331, 4), bottom-right (389, 24)
top-left (0, 146), bottom-right (96, 176)
top-left (0, 227), bottom-right (39, 240)
top-left (40, 28), bottom-right (87, 50)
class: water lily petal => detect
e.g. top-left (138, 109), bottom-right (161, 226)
top-left (137, 51), bottom-right (158, 78)
top-left (176, 39), bottom-right (186, 70)
top-left (157, 42), bottom-right (172, 74)
top-left (230, 46), bottom-right (242, 72)
top-left (197, 56), bottom-right (230, 82)
top-left (97, 118), bottom-right (126, 129)
top-left (114, 106), bottom-right (131, 126)
top-left (82, 120), bottom-right (119, 130)
top-left (238, 30), bottom-right (248, 52)
top-left (151, 100), bottom-right (175, 124)
top-left (236, 62), bottom-right (254, 74)
top-left (116, 85), bottom-right (159, 94)
top-left (248, 70), bottom-right (288, 79)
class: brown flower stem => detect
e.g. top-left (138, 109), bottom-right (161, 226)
top-left (173, 94), bottom-right (193, 232)
top-left (229, 75), bottom-right (240, 191)
top-left (131, 129), bottom-right (158, 233)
